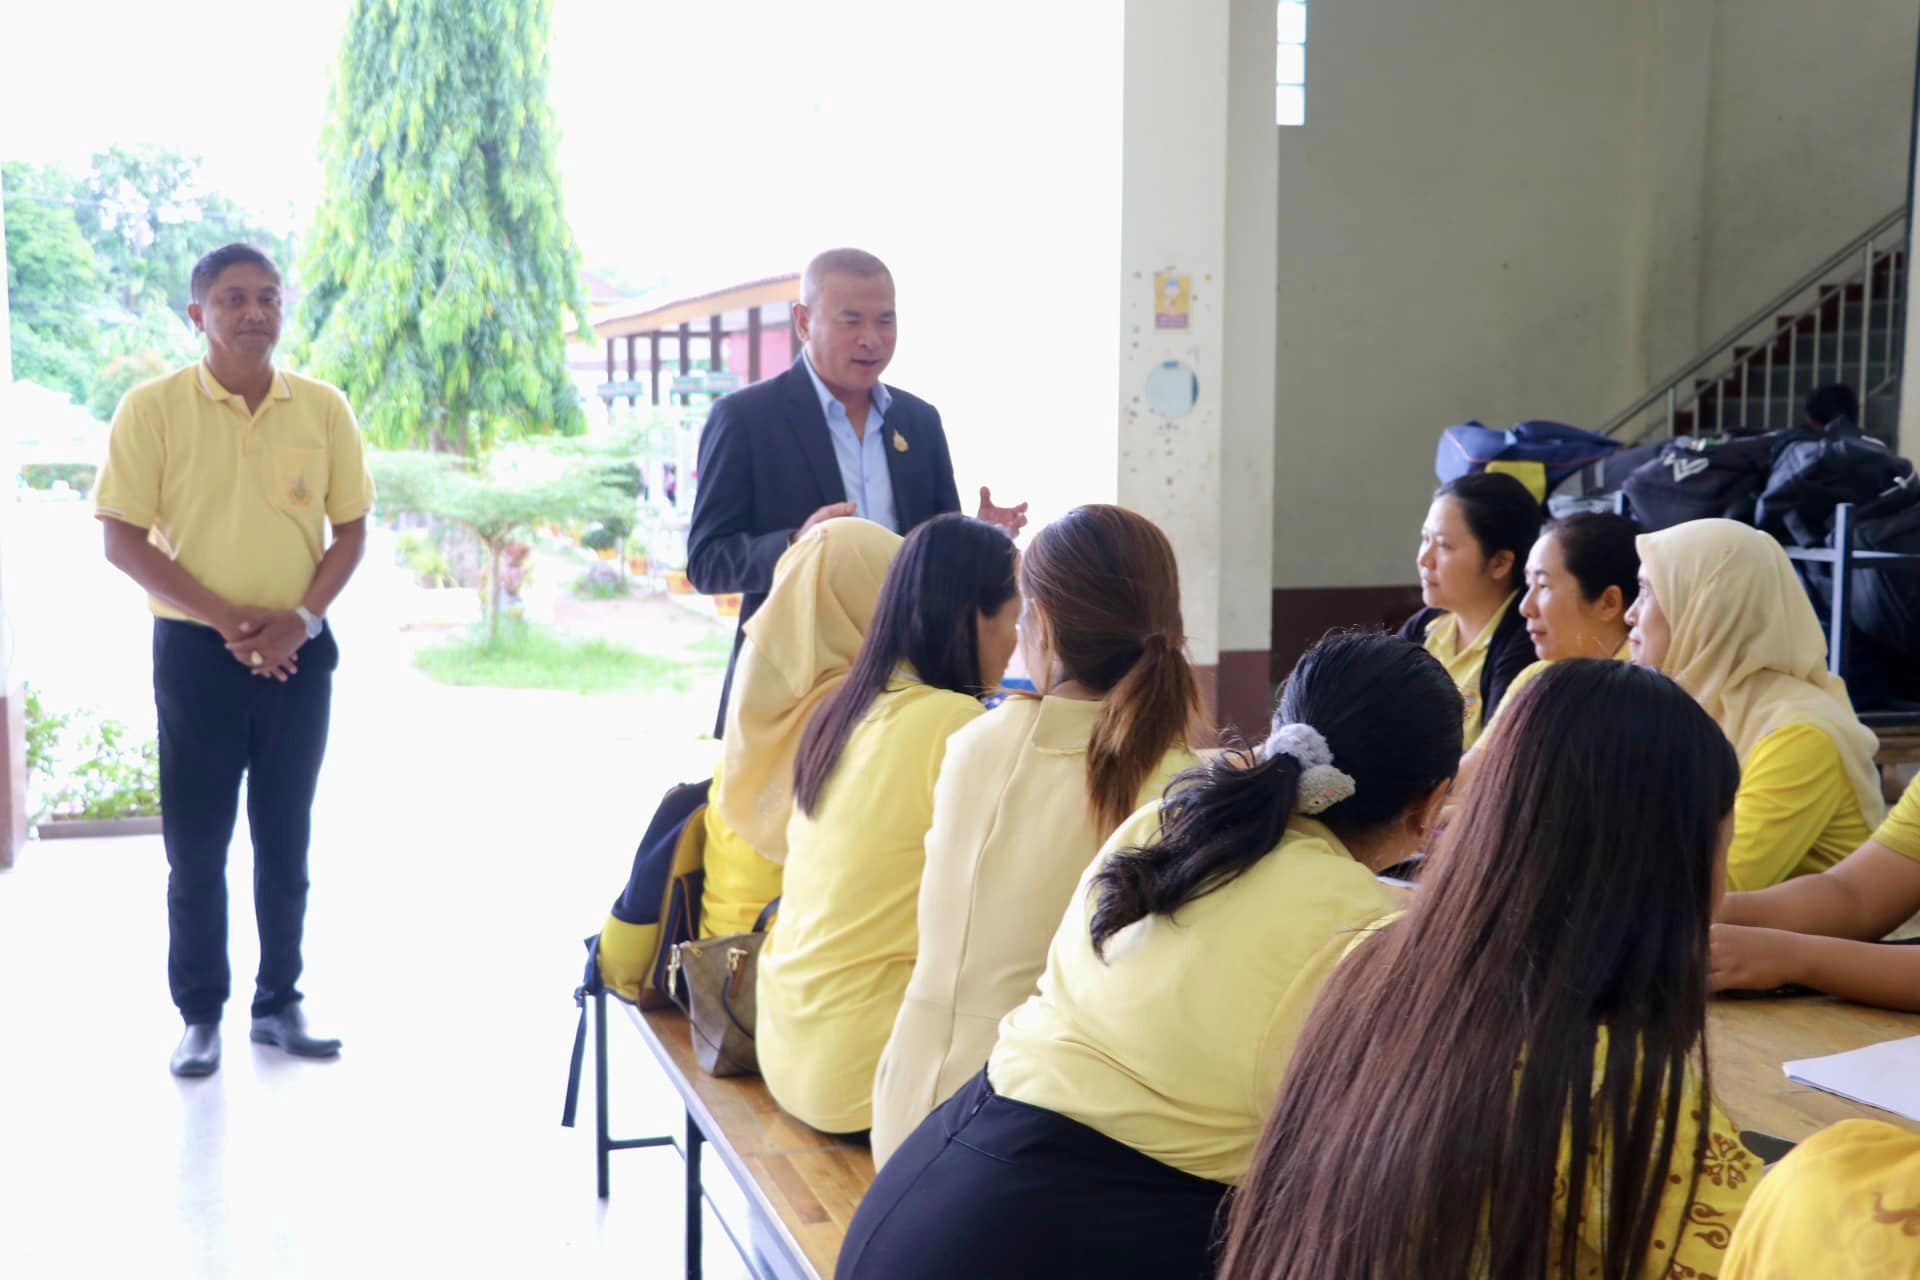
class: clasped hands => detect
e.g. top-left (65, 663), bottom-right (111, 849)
top-left (216, 608), bottom-right (309, 681)
top-left (793, 486), bottom-right (1030, 544)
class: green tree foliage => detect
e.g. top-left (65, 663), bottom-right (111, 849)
top-left (3, 148), bottom-right (286, 412)
top-left (370, 447), bottom-right (632, 641)
top-left (298, 0), bottom-right (590, 454)
top-left (2, 161), bottom-right (103, 400)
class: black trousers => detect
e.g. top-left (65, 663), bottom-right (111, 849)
top-left (154, 618), bottom-right (337, 1025)
top-left (836, 1070), bottom-right (1231, 1280)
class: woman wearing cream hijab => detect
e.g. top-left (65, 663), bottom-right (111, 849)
top-left (698, 518), bottom-right (902, 937)
top-left (1626, 519), bottom-right (1884, 891)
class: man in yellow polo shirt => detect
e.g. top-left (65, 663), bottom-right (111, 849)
top-left (93, 244), bottom-right (373, 1078)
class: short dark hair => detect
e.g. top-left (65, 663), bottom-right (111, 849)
top-left (1805, 383), bottom-right (1859, 427)
top-left (1541, 512), bottom-right (1639, 606)
top-left (190, 244), bottom-right (280, 303)
top-left (1435, 471), bottom-right (1543, 593)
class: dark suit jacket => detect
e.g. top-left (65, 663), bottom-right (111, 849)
top-left (686, 357), bottom-right (962, 734)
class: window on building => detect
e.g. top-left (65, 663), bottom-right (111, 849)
top-left (1276, 1), bottom-right (1307, 126)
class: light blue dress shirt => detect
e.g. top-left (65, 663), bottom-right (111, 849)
top-left (802, 352), bottom-right (899, 533)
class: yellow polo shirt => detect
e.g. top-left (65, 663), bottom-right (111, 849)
top-left (698, 760), bottom-right (783, 939)
top-left (1874, 777), bottom-right (1920, 863)
top-left (1489, 641), bottom-right (1633, 728)
top-left (1728, 723), bottom-right (1876, 890)
top-left (987, 807), bottom-right (1395, 1183)
top-left (1420, 593), bottom-right (1518, 749)
top-left (755, 677), bottom-right (985, 1135)
top-left (93, 362), bottom-right (374, 622)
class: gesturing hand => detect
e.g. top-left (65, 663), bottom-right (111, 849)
top-left (977, 487), bottom-right (1029, 538)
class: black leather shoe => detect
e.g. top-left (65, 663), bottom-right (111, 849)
top-left (249, 1006), bottom-right (342, 1059)
top-left (170, 1023), bottom-right (221, 1078)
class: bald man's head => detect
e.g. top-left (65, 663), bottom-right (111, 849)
top-left (795, 248), bottom-right (898, 399)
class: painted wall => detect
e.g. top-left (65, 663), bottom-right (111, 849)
top-left (1275, 0), bottom-right (1920, 590)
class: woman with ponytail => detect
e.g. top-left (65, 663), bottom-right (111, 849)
top-left (837, 632), bottom-right (1462, 1280)
top-left (868, 505), bottom-right (1204, 1167)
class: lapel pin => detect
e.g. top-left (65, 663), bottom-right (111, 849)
top-left (892, 430), bottom-right (910, 453)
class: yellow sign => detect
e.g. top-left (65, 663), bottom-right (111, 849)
top-left (1154, 273), bottom-right (1191, 330)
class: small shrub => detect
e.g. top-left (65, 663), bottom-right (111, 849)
top-left (20, 463), bottom-right (97, 493)
top-left (23, 685), bottom-right (161, 822)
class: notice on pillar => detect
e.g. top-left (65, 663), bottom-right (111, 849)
top-left (1154, 273), bottom-right (1191, 329)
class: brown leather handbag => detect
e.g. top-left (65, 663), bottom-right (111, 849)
top-left (665, 898), bottom-right (777, 1078)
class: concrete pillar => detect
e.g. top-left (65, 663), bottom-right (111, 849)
top-left (0, 168), bottom-right (25, 865)
top-left (1116, 0), bottom-right (1278, 741)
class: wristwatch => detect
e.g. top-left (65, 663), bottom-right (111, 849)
top-left (294, 605), bottom-right (323, 640)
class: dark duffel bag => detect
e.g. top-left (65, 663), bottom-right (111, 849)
top-left (1755, 425), bottom-right (1917, 546)
top-left (1621, 432), bottom-right (1796, 531)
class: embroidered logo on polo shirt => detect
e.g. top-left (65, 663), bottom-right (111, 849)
top-left (289, 473), bottom-right (314, 508)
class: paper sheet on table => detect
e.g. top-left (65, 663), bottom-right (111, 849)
top-left (1783, 1034), bottom-right (1920, 1123)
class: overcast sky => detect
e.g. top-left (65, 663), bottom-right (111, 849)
top-left (0, 0), bottom-right (931, 292)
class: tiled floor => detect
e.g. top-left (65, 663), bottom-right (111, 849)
top-left (0, 583), bottom-right (758, 1276)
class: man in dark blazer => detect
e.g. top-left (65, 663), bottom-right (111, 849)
top-left (688, 248), bottom-right (1026, 734)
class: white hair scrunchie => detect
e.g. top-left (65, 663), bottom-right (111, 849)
top-left (1259, 722), bottom-right (1358, 816)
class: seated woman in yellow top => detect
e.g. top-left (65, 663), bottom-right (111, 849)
top-left (1627, 519), bottom-right (1885, 890)
top-left (837, 632), bottom-right (1463, 1279)
top-left (1502, 511), bottom-right (1638, 708)
top-left (700, 517), bottom-right (902, 937)
top-left (869, 505), bottom-right (1204, 1166)
top-left (1711, 774), bottom-right (1920, 1011)
top-left (755, 514), bottom-right (1018, 1138)
top-left (1220, 660), bottom-right (1762, 1280)
top-left (1397, 471), bottom-right (1543, 748)
top-left (1723, 1119), bottom-right (1920, 1278)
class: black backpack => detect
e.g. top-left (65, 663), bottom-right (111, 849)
top-left (1848, 486), bottom-right (1920, 669)
top-left (1755, 423), bottom-right (1917, 546)
top-left (1621, 432), bottom-right (1798, 531)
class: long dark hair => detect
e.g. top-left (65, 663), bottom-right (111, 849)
top-left (1546, 512), bottom-right (1639, 606)
top-left (1219, 660), bottom-right (1741, 1280)
top-left (1087, 631), bottom-right (1460, 958)
top-left (1439, 472), bottom-right (1542, 593)
top-left (1020, 505), bottom-right (1205, 837)
top-left (793, 514), bottom-right (1018, 815)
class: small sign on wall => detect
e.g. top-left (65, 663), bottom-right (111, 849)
top-left (1154, 272), bottom-right (1191, 330)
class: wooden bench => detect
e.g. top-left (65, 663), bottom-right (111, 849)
top-left (583, 986), bottom-right (873, 1279)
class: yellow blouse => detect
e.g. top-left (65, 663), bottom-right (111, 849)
top-left (987, 807), bottom-right (1394, 1184)
top-left (1873, 776), bottom-right (1920, 863)
top-left (1491, 641), bottom-right (1633, 728)
top-left (698, 761), bottom-right (783, 939)
top-left (1728, 723), bottom-right (1876, 891)
top-left (1421, 592), bottom-right (1518, 749)
top-left (1722, 1119), bottom-right (1920, 1279)
top-left (755, 679), bottom-right (985, 1135)
top-left (869, 696), bottom-right (1198, 1166)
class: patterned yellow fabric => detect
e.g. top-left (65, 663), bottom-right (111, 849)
top-left (1421, 591), bottom-right (1518, 749)
top-left (697, 761), bottom-right (783, 939)
top-left (1550, 1029), bottom-right (1762, 1278)
top-left (1727, 724), bottom-right (1877, 890)
top-left (1722, 1119), bottom-right (1920, 1279)
top-left (1874, 777), bottom-right (1920, 864)
top-left (93, 362), bottom-right (374, 620)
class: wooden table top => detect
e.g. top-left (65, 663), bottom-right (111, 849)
top-left (1708, 995), bottom-right (1920, 1142)
top-left (627, 1003), bottom-right (874, 1280)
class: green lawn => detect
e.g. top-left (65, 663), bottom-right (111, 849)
top-left (415, 621), bottom-right (729, 695)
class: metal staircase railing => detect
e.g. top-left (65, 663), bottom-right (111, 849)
top-left (1603, 206), bottom-right (1909, 444)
